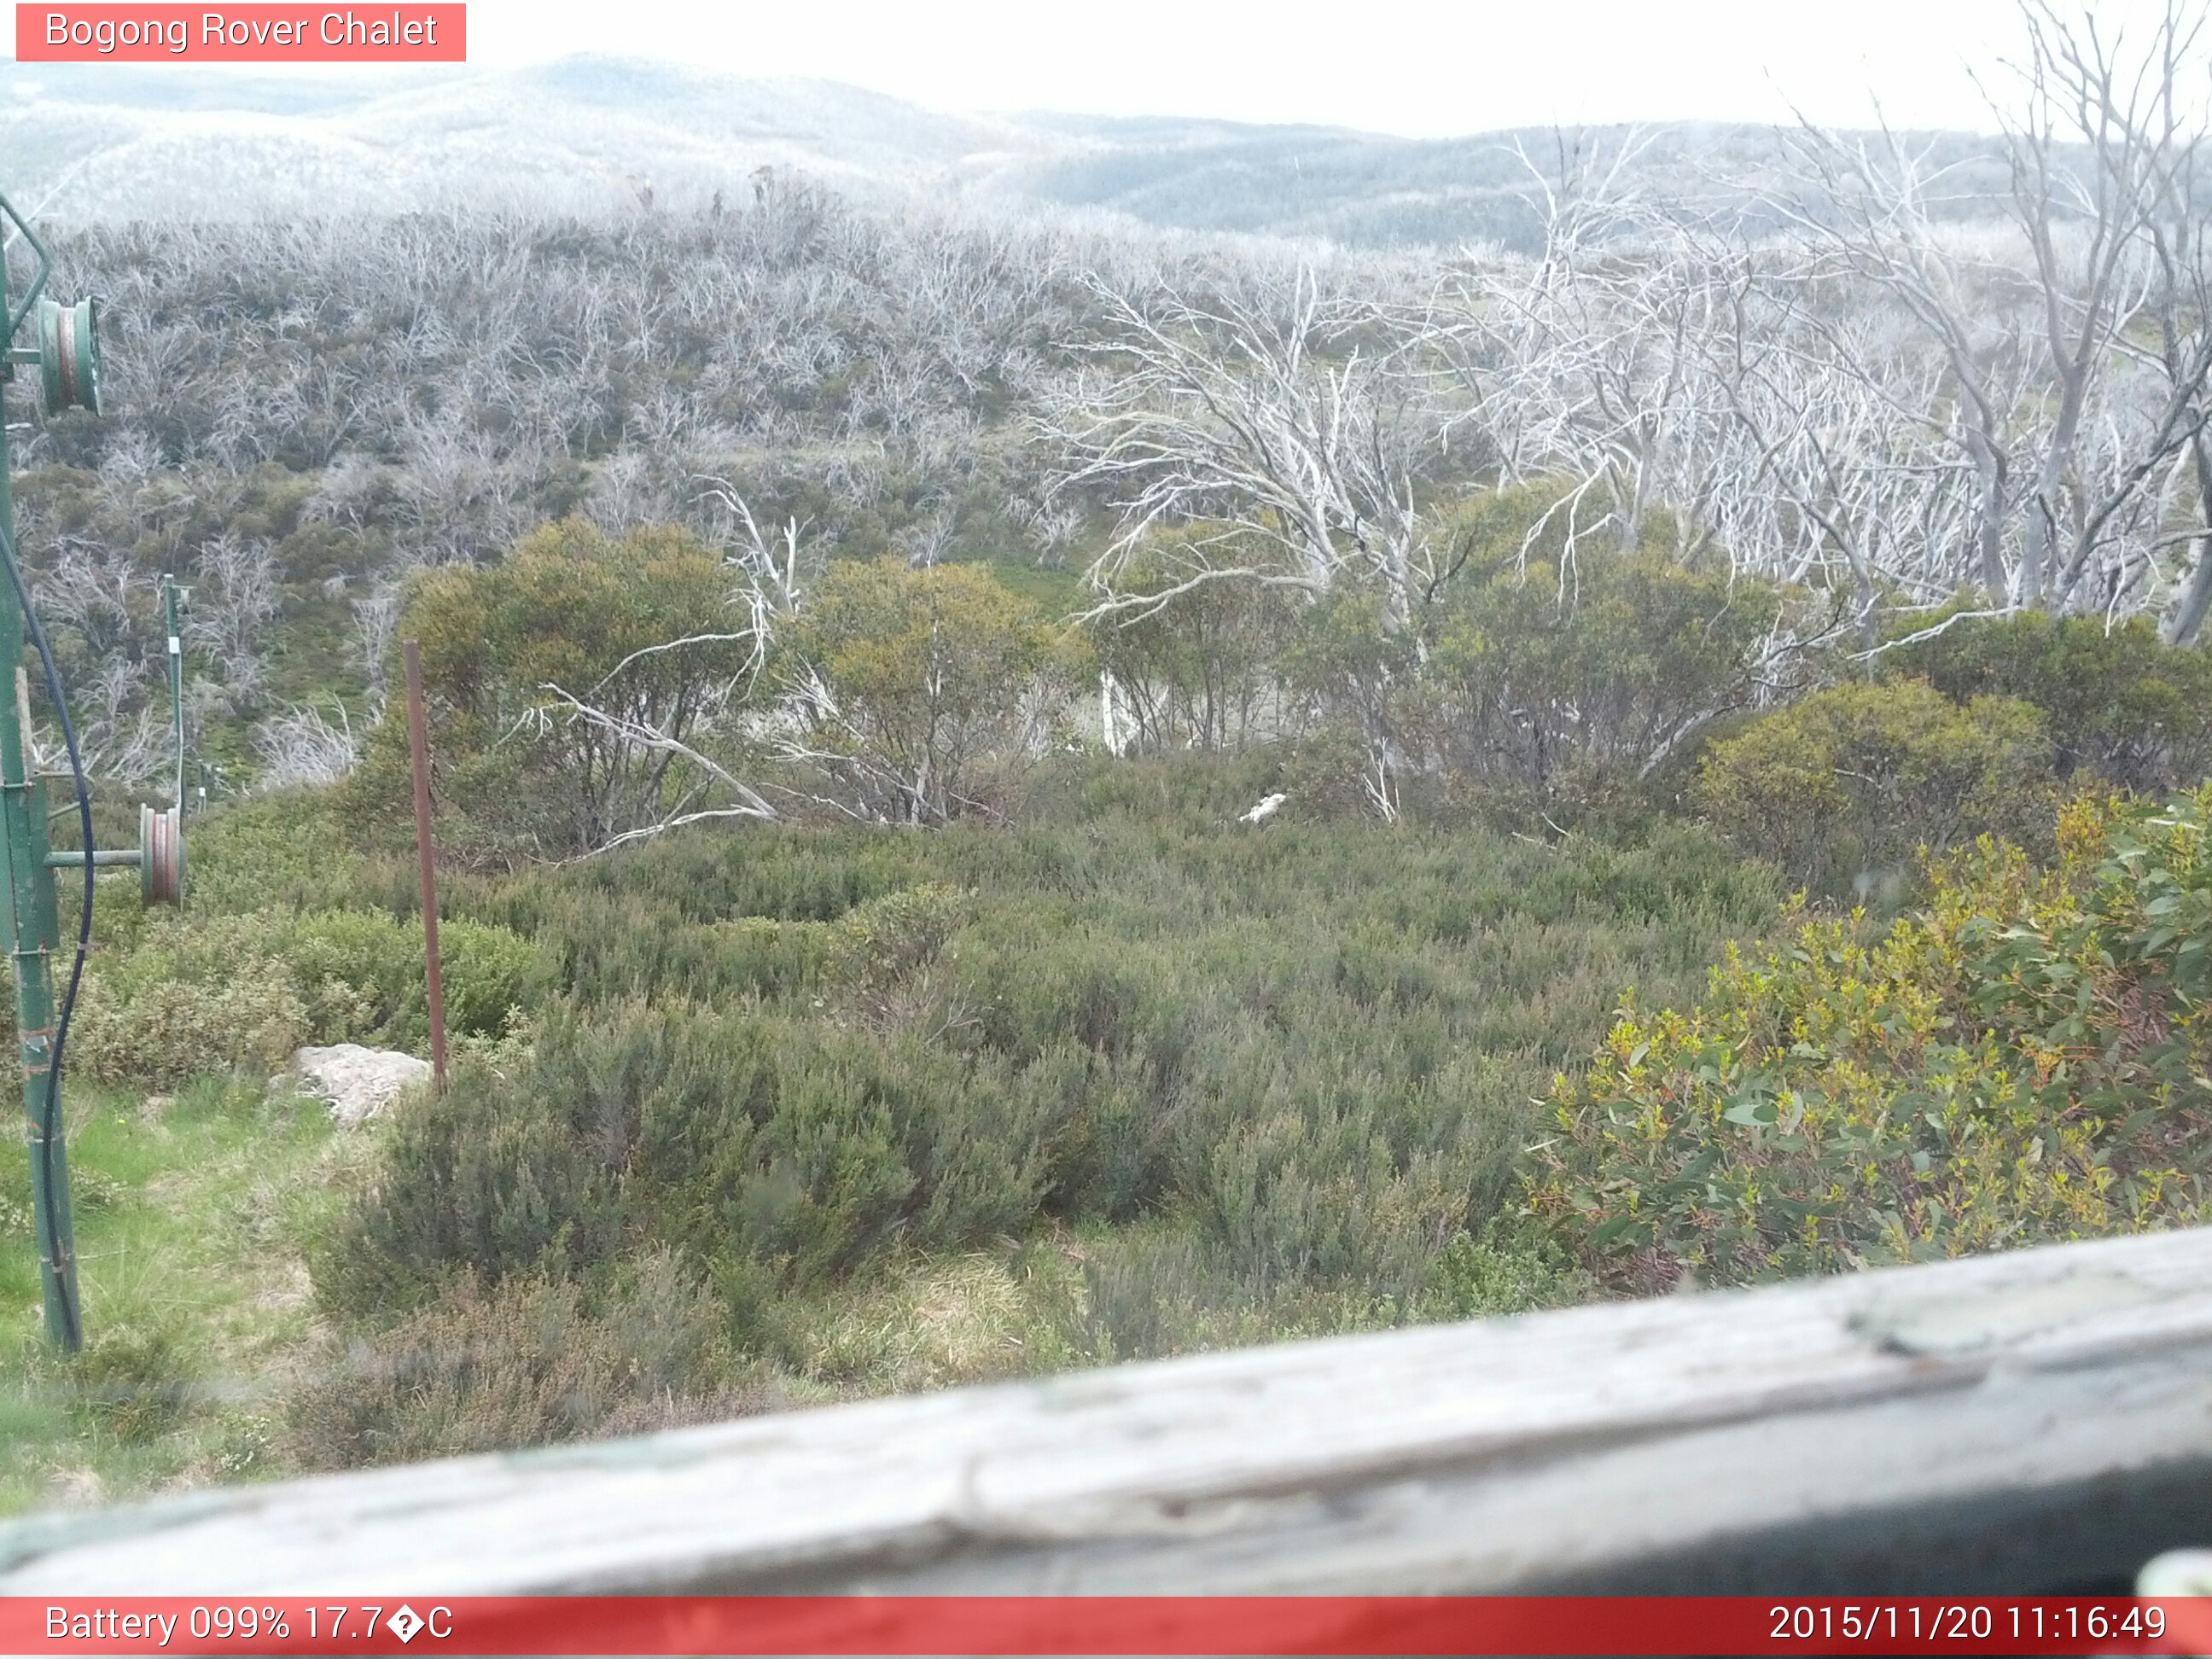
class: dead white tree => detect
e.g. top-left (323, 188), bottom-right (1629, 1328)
top-left (1420, 4), bottom-right (2212, 645)
top-left (352, 584), bottom-right (402, 700)
top-left (253, 701), bottom-right (360, 789)
top-left (1434, 131), bottom-right (1714, 573)
top-left (1046, 270), bottom-right (1451, 629)
top-left (533, 688), bottom-right (778, 858)
top-left (699, 478), bottom-right (812, 617)
top-left (1773, 0), bottom-right (2212, 624)
top-left (187, 531), bottom-right (281, 707)
top-left (2121, 1), bottom-right (2212, 641)
top-left (1695, 245), bottom-right (1987, 637)
top-left (68, 659), bottom-right (167, 787)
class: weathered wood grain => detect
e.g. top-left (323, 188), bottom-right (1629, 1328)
top-left (7, 1228), bottom-right (2212, 1594)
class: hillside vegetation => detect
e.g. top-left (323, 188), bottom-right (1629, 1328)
top-left (7, 758), bottom-right (1778, 1487)
top-left (13, 562), bottom-right (2212, 1499)
top-left (9, 0), bottom-right (2212, 1514)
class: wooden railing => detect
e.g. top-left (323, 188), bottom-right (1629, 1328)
top-left (5, 1227), bottom-right (2212, 1594)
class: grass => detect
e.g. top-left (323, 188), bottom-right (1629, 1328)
top-left (783, 1242), bottom-right (1086, 1394)
top-left (0, 1077), bottom-right (356, 1516)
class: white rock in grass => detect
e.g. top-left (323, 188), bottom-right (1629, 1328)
top-left (291, 1045), bottom-right (433, 1126)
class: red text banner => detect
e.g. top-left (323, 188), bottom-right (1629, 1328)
top-left (2, 1596), bottom-right (2208, 1656)
top-left (15, 6), bottom-right (465, 62)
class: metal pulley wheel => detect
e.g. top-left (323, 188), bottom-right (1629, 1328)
top-left (37, 296), bottom-right (100, 417)
top-left (139, 803), bottom-right (183, 905)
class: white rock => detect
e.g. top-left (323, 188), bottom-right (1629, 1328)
top-left (290, 1044), bottom-right (434, 1126)
top-left (1239, 792), bottom-right (1287, 826)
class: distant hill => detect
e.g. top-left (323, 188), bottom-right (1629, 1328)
top-left (0, 55), bottom-right (2009, 247)
top-left (0, 57), bottom-right (1044, 220)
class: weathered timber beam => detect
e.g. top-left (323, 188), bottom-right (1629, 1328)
top-left (6, 1228), bottom-right (2212, 1594)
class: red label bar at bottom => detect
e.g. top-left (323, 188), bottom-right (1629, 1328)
top-left (3, 1597), bottom-right (2209, 1656)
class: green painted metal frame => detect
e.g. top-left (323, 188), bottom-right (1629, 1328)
top-left (2, 187), bottom-right (180, 1350)
top-left (0, 195), bottom-right (76, 1349)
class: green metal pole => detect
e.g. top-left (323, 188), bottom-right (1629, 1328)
top-left (0, 359), bottom-right (78, 1351)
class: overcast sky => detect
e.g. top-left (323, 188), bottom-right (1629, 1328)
top-left (460, 0), bottom-right (2042, 137)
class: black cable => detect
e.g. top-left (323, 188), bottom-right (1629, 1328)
top-left (0, 517), bottom-right (88, 1350)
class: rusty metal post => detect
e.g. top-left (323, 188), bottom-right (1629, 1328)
top-left (403, 640), bottom-right (449, 1092)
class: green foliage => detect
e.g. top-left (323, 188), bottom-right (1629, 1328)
top-left (71, 905), bottom-right (542, 1087)
top-left (1276, 590), bottom-right (1422, 816)
top-left (1243, 487), bottom-right (1803, 817)
top-left (1415, 1227), bottom-right (1576, 1321)
top-left (287, 1255), bottom-right (762, 1469)
top-left (70, 956), bottom-right (309, 1090)
top-left (352, 521), bottom-right (754, 862)
top-left (321, 767), bottom-right (1778, 1363)
top-left (321, 999), bottom-right (1061, 1317)
top-left (73, 1324), bottom-right (196, 1442)
top-left (1890, 612), bottom-right (2212, 792)
top-left (1697, 679), bottom-right (2055, 894)
top-left (818, 882), bottom-right (972, 1014)
top-left (1087, 528), bottom-right (1301, 754)
top-left (1411, 497), bottom-right (1796, 799)
top-left (174, 792), bottom-right (373, 914)
top-left (789, 557), bottom-right (1083, 822)
top-left (1531, 791), bottom-right (2212, 1292)
top-left (280, 910), bottom-right (545, 1048)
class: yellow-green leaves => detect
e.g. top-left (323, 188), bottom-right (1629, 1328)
top-left (788, 558), bottom-right (1082, 823)
top-left (1532, 790), bottom-right (2212, 1293)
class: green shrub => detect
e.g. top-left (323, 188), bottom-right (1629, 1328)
top-left (317, 1002), bottom-right (1062, 1317)
top-left (1203, 1104), bottom-right (1464, 1297)
top-left (1055, 1223), bottom-right (1376, 1364)
top-left (317, 790), bottom-right (1778, 1363)
top-left (347, 521), bottom-right (758, 864)
top-left (1217, 490), bottom-right (1812, 817)
top-left (282, 910), bottom-right (544, 1047)
top-left (1530, 790), bottom-right (2212, 1293)
top-left (70, 905), bottom-right (542, 1086)
top-left (73, 1323), bottom-right (196, 1442)
top-left (1066, 1226), bottom-right (1226, 1362)
top-left (788, 557), bottom-right (1086, 823)
top-left (1697, 679), bottom-right (2054, 894)
top-left (1890, 611), bottom-right (2212, 792)
top-left (1055, 1219), bottom-right (1543, 1365)
top-left (178, 794), bottom-right (374, 915)
top-left (312, 1022), bottom-right (628, 1317)
top-left (1417, 538), bottom-right (1792, 798)
top-left (1086, 527), bottom-right (1300, 754)
top-left (287, 1254), bottom-right (760, 1469)
top-left (1416, 1228), bottom-right (1575, 1321)
top-left (819, 882), bottom-right (970, 1010)
top-left (72, 956), bottom-right (309, 1088)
